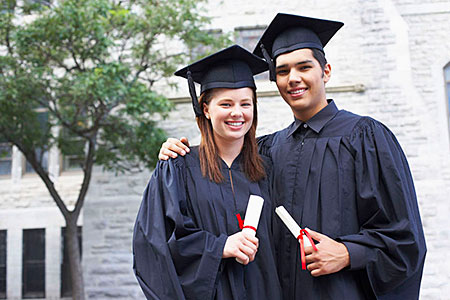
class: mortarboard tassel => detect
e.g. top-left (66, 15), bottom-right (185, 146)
top-left (187, 70), bottom-right (203, 117)
top-left (260, 44), bottom-right (276, 82)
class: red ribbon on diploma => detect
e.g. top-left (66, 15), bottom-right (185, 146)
top-left (236, 214), bottom-right (244, 229)
top-left (243, 225), bottom-right (256, 232)
top-left (296, 229), bottom-right (318, 270)
top-left (236, 214), bottom-right (257, 232)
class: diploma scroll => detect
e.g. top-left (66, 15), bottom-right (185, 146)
top-left (275, 206), bottom-right (318, 269)
top-left (236, 195), bottom-right (264, 264)
top-left (275, 206), bottom-right (312, 247)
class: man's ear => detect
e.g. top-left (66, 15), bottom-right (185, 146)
top-left (323, 63), bottom-right (331, 83)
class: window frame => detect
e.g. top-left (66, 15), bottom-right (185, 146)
top-left (24, 108), bottom-right (49, 175)
top-left (189, 28), bottom-right (224, 61)
top-left (60, 128), bottom-right (86, 172)
top-left (22, 229), bottom-right (45, 299)
top-left (234, 25), bottom-right (268, 81)
top-left (0, 142), bottom-right (12, 177)
top-left (0, 230), bottom-right (6, 299)
top-left (444, 62), bottom-right (450, 139)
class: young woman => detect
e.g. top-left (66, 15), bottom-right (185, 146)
top-left (132, 45), bottom-right (281, 300)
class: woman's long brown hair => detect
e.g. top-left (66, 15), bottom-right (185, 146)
top-left (197, 88), bottom-right (266, 183)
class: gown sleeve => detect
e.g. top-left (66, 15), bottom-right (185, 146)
top-left (257, 133), bottom-right (275, 158)
top-left (337, 117), bottom-right (426, 298)
top-left (133, 158), bottom-right (228, 300)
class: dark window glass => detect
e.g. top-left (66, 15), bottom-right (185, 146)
top-left (235, 26), bottom-right (268, 81)
top-left (32, 0), bottom-right (51, 4)
top-left (22, 229), bottom-right (45, 298)
top-left (447, 81), bottom-right (450, 109)
top-left (25, 148), bottom-right (49, 173)
top-left (23, 0), bottom-right (52, 8)
top-left (61, 129), bottom-right (85, 171)
top-left (0, 230), bottom-right (6, 299)
top-left (25, 112), bottom-right (49, 173)
top-left (235, 26), bottom-right (266, 51)
top-left (190, 29), bottom-right (223, 60)
top-left (0, 142), bottom-right (12, 176)
top-left (444, 63), bottom-right (450, 129)
top-left (446, 63), bottom-right (450, 133)
top-left (0, 1), bottom-right (14, 12)
top-left (61, 227), bottom-right (82, 298)
top-left (448, 81), bottom-right (450, 114)
top-left (445, 63), bottom-right (450, 79)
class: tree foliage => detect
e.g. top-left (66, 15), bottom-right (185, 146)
top-left (0, 0), bottom-right (229, 298)
top-left (1, 0), bottom-right (229, 173)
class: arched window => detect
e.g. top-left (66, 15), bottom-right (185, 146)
top-left (445, 63), bottom-right (450, 132)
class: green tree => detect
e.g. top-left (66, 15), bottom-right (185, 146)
top-left (0, 0), bottom-right (229, 298)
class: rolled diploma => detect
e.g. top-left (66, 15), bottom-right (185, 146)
top-left (275, 206), bottom-right (311, 247)
top-left (236, 195), bottom-right (264, 264)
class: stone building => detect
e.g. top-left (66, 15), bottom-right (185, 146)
top-left (0, 0), bottom-right (449, 299)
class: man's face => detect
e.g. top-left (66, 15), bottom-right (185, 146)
top-left (275, 48), bottom-right (331, 121)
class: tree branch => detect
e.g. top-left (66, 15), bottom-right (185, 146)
top-left (13, 142), bottom-right (70, 220)
top-left (72, 135), bottom-right (96, 219)
top-left (34, 43), bottom-right (76, 72)
top-left (66, 35), bottom-right (84, 71)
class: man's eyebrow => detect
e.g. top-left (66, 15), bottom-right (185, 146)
top-left (276, 60), bottom-right (314, 70)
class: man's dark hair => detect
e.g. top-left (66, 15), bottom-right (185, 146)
top-left (311, 48), bottom-right (327, 72)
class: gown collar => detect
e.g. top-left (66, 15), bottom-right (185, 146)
top-left (219, 151), bottom-right (243, 170)
top-left (287, 99), bottom-right (339, 137)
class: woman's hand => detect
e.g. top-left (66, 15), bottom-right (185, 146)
top-left (222, 232), bottom-right (259, 265)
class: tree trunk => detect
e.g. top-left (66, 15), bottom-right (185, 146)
top-left (66, 218), bottom-right (85, 300)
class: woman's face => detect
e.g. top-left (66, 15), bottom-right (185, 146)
top-left (203, 87), bottom-right (254, 145)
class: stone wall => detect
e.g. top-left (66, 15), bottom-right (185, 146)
top-left (82, 168), bottom-right (150, 300)
top-left (1, 0), bottom-right (449, 299)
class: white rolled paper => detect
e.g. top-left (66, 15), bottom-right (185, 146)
top-left (275, 206), bottom-right (311, 247)
top-left (236, 195), bottom-right (264, 264)
top-left (242, 195), bottom-right (264, 236)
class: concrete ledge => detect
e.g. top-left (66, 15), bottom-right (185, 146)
top-left (169, 84), bottom-right (366, 103)
top-left (397, 3), bottom-right (450, 16)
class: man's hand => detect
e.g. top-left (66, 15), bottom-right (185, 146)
top-left (158, 137), bottom-right (190, 160)
top-left (304, 228), bottom-right (350, 277)
top-left (222, 232), bottom-right (259, 265)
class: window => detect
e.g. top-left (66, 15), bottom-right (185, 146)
top-left (25, 110), bottom-right (49, 173)
top-left (235, 26), bottom-right (268, 81)
top-left (445, 63), bottom-right (450, 133)
top-left (22, 229), bottom-right (45, 298)
top-left (0, 140), bottom-right (12, 176)
top-left (235, 26), bottom-right (266, 52)
top-left (0, 230), bottom-right (6, 299)
top-left (61, 129), bottom-right (85, 171)
top-left (23, 0), bottom-right (52, 8)
top-left (0, 1), bottom-right (14, 12)
top-left (60, 227), bottom-right (82, 298)
top-left (190, 29), bottom-right (224, 61)
top-left (29, 0), bottom-right (52, 4)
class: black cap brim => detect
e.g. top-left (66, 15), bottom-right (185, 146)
top-left (174, 45), bottom-right (268, 117)
top-left (253, 13), bottom-right (344, 58)
top-left (175, 44), bottom-right (268, 92)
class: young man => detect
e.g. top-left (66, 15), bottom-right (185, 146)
top-left (159, 13), bottom-right (426, 300)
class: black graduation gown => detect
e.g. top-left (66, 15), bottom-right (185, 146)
top-left (258, 100), bottom-right (426, 300)
top-left (133, 147), bottom-right (282, 300)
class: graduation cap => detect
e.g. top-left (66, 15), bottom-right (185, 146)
top-left (175, 45), bottom-right (268, 117)
top-left (253, 13), bottom-right (344, 81)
